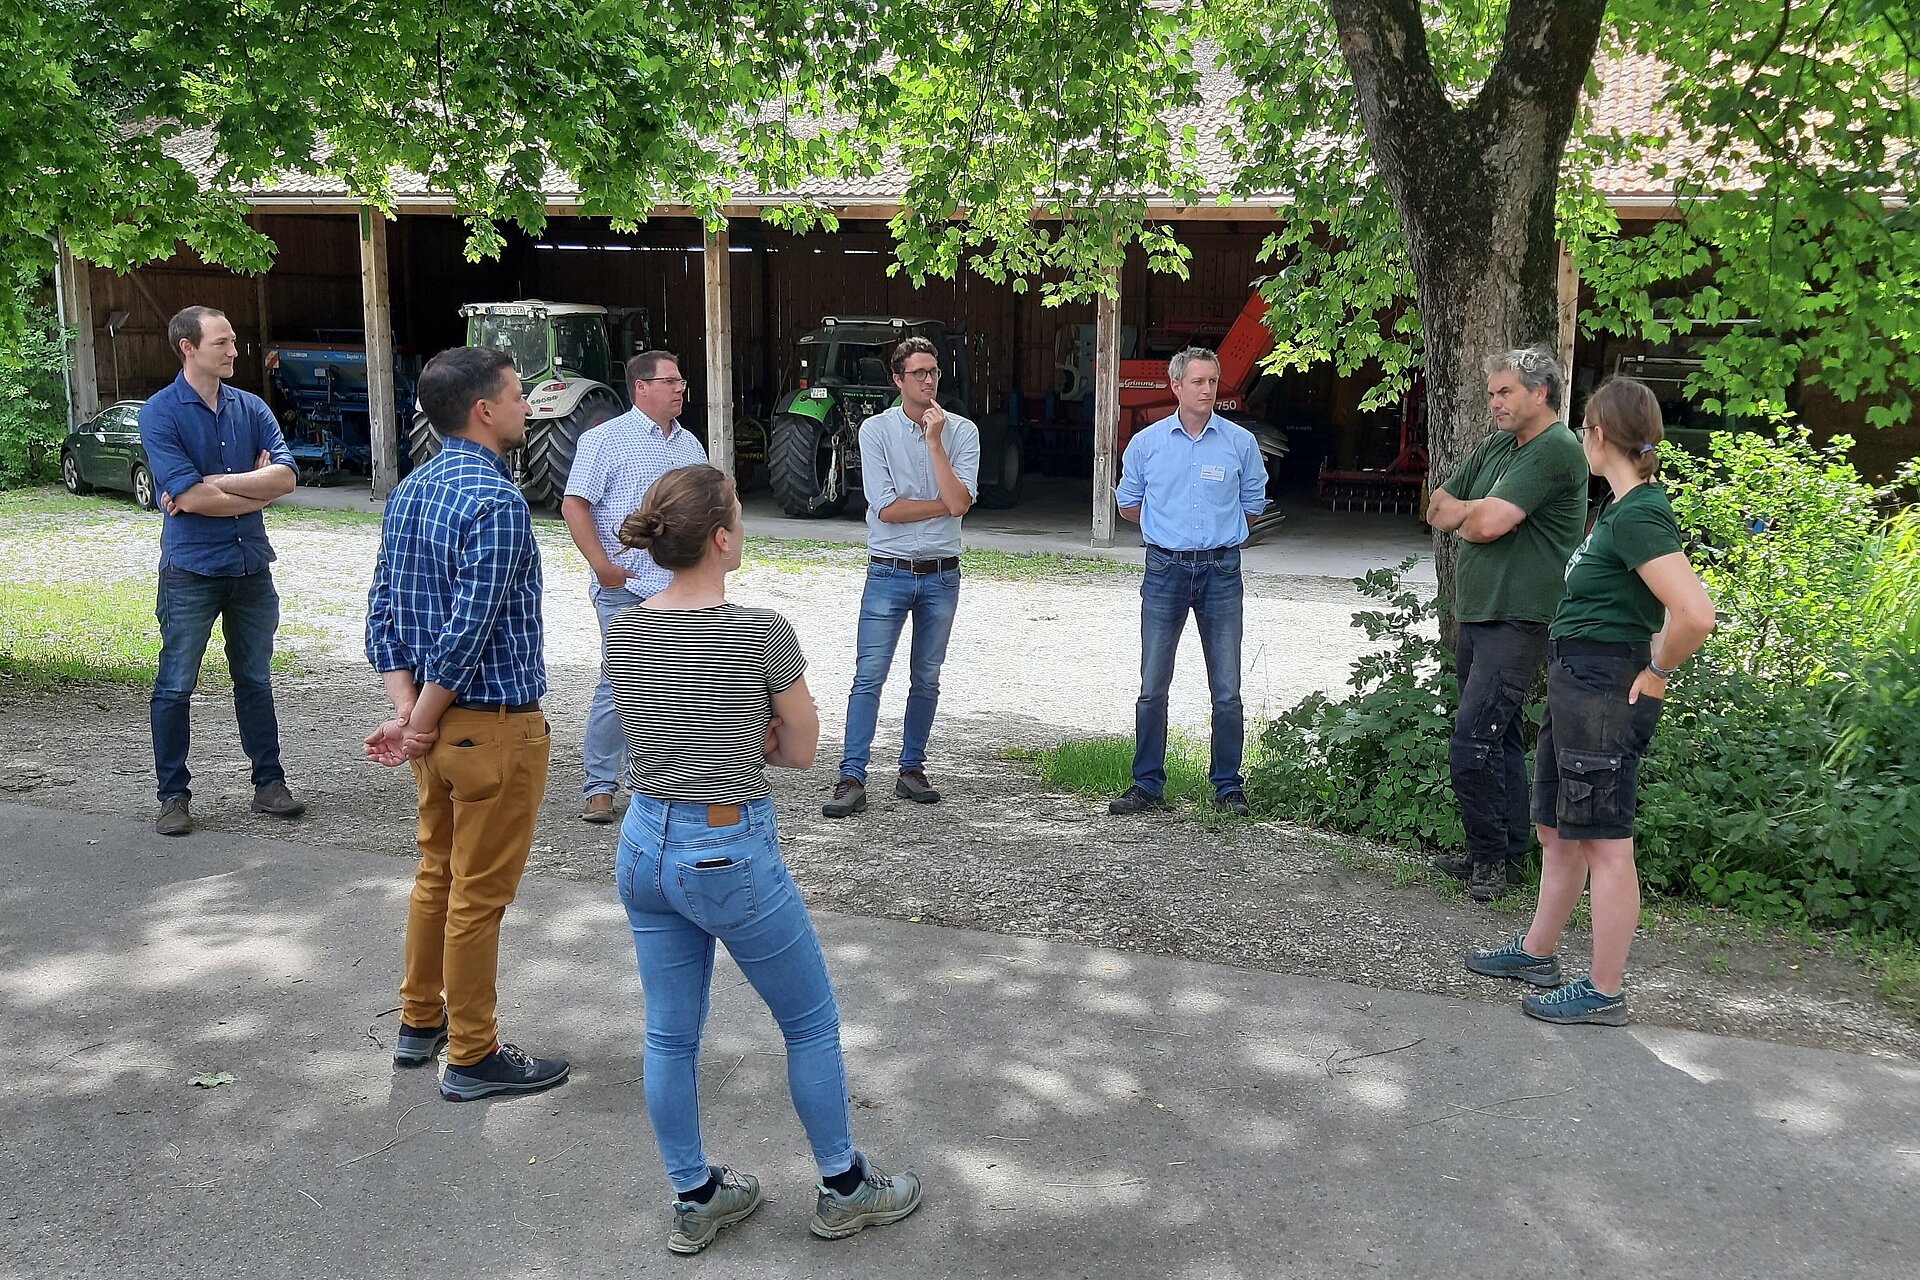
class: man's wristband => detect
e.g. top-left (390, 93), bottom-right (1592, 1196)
top-left (1649, 659), bottom-right (1679, 679)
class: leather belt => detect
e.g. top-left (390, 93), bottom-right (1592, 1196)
top-left (1549, 640), bottom-right (1649, 661)
top-left (1146, 544), bottom-right (1235, 561)
top-left (451, 699), bottom-right (543, 715)
top-left (870, 555), bottom-right (959, 574)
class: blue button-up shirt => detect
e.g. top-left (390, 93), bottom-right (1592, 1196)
top-left (365, 437), bottom-right (546, 704)
top-left (561, 407), bottom-right (706, 599)
top-left (861, 405), bottom-right (981, 558)
top-left (138, 371), bottom-right (296, 575)
top-left (1114, 413), bottom-right (1269, 552)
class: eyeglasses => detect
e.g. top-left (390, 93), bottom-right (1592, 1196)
top-left (900, 367), bottom-right (941, 381)
top-left (1573, 423), bottom-right (1592, 438)
top-left (638, 376), bottom-right (688, 389)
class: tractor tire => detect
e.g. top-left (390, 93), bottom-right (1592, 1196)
top-left (520, 390), bottom-right (624, 511)
top-left (976, 413), bottom-right (1024, 510)
top-left (768, 413), bottom-right (857, 518)
top-left (407, 410), bottom-right (443, 474)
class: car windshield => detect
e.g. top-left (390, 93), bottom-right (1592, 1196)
top-left (469, 315), bottom-right (550, 378)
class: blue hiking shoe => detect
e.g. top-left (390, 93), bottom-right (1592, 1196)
top-left (1464, 934), bottom-right (1563, 987)
top-left (1523, 978), bottom-right (1628, 1026)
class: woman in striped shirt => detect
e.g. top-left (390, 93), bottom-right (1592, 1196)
top-left (604, 463), bottom-right (923, 1255)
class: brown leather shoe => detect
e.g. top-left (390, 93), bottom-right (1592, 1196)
top-left (822, 777), bottom-right (867, 819)
top-left (894, 769), bottom-right (941, 804)
top-left (251, 780), bottom-right (305, 818)
top-left (582, 793), bottom-right (616, 824)
top-left (155, 794), bottom-right (191, 836)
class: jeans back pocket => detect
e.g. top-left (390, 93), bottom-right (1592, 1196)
top-left (678, 856), bottom-right (760, 932)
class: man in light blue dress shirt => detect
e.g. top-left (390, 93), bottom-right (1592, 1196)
top-left (1110, 347), bottom-right (1268, 817)
top-left (822, 337), bottom-right (980, 818)
top-left (561, 351), bottom-right (707, 823)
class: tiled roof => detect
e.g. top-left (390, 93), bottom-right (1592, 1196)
top-left (163, 50), bottom-right (1714, 210)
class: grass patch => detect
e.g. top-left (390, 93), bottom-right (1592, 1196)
top-left (0, 578), bottom-right (297, 687)
top-left (1034, 733), bottom-right (1213, 807)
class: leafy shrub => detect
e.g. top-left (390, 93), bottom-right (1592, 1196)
top-left (0, 271), bottom-right (70, 489)
top-left (1247, 559), bottom-right (1464, 853)
top-left (1662, 423), bottom-right (1880, 683)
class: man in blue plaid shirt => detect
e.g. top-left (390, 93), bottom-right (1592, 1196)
top-left (363, 345), bottom-right (570, 1103)
top-left (561, 349), bottom-right (706, 824)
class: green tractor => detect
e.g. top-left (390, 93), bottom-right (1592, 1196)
top-left (409, 301), bottom-right (649, 507)
top-left (767, 316), bottom-right (1024, 517)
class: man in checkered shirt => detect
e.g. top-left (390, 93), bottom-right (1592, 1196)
top-left (561, 350), bottom-right (707, 823)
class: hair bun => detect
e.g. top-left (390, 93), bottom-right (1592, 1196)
top-left (617, 510), bottom-right (665, 548)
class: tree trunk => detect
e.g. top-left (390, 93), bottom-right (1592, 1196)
top-left (1328, 0), bottom-right (1606, 644)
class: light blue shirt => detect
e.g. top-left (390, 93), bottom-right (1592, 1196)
top-left (563, 407), bottom-right (706, 598)
top-left (1114, 413), bottom-right (1268, 552)
top-left (861, 405), bottom-right (980, 559)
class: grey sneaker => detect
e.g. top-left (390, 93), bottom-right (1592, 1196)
top-left (894, 769), bottom-right (941, 804)
top-left (668, 1167), bottom-right (762, 1255)
top-left (822, 777), bottom-right (867, 819)
top-left (810, 1156), bottom-right (923, 1240)
top-left (1464, 934), bottom-right (1563, 987)
top-left (155, 794), bottom-right (192, 837)
top-left (1523, 977), bottom-right (1629, 1026)
top-left (251, 780), bottom-right (306, 818)
top-left (393, 1013), bottom-right (448, 1067)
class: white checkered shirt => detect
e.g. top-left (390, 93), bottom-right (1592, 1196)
top-left (563, 407), bottom-right (707, 599)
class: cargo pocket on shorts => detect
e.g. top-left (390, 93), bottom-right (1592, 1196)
top-left (679, 855), bottom-right (760, 932)
top-left (1555, 748), bottom-right (1623, 832)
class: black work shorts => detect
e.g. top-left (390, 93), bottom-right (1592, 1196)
top-left (1530, 641), bottom-right (1664, 840)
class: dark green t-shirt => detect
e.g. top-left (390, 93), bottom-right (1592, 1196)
top-left (1443, 423), bottom-right (1590, 624)
top-left (1551, 484), bottom-right (1685, 642)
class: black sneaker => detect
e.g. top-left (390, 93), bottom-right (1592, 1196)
top-left (1432, 853), bottom-right (1472, 881)
top-left (822, 777), bottom-right (867, 819)
top-left (1212, 790), bottom-right (1251, 816)
top-left (1468, 862), bottom-right (1510, 902)
top-left (393, 1014), bottom-right (448, 1067)
top-left (439, 1042), bottom-right (570, 1101)
top-left (894, 769), bottom-right (941, 804)
top-left (1108, 785), bottom-right (1167, 816)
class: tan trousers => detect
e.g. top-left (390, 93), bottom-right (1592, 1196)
top-left (400, 707), bottom-right (552, 1066)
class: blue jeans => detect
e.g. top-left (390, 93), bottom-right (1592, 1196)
top-left (615, 795), bottom-right (857, 1193)
top-left (584, 584), bottom-right (646, 797)
top-left (1133, 546), bottom-right (1245, 797)
top-left (150, 565), bottom-right (284, 802)
top-left (838, 564), bottom-right (960, 782)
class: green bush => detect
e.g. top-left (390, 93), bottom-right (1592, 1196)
top-left (1247, 559), bottom-right (1464, 853)
top-left (0, 271), bottom-right (70, 489)
top-left (1249, 429), bottom-right (1920, 942)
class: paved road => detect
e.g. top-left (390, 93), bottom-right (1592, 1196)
top-left (3, 802), bottom-right (1914, 1279)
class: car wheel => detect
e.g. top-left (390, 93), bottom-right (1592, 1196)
top-left (61, 452), bottom-right (93, 495)
top-left (132, 463), bottom-right (158, 511)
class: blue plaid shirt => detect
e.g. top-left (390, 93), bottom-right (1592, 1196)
top-left (365, 437), bottom-right (546, 704)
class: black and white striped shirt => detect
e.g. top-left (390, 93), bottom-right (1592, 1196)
top-left (604, 603), bottom-right (806, 803)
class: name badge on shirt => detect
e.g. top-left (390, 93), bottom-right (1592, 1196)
top-left (1201, 464), bottom-right (1227, 482)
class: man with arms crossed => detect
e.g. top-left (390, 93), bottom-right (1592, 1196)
top-left (1109, 348), bottom-right (1268, 818)
top-left (139, 305), bottom-right (303, 836)
top-left (365, 346), bottom-right (570, 1102)
top-left (561, 349), bottom-right (707, 824)
top-left (822, 336), bottom-right (979, 818)
top-left (1426, 346), bottom-right (1590, 901)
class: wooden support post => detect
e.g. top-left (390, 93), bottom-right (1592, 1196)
top-left (703, 226), bottom-right (736, 477)
top-left (56, 236), bottom-right (99, 425)
top-left (1556, 240), bottom-right (1579, 383)
top-left (250, 213), bottom-right (273, 405)
top-left (1090, 272), bottom-right (1122, 548)
top-left (359, 207), bottom-right (400, 499)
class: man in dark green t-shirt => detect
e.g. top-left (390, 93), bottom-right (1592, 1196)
top-left (1426, 347), bottom-right (1590, 900)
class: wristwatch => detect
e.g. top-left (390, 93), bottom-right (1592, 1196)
top-left (1649, 659), bottom-right (1678, 678)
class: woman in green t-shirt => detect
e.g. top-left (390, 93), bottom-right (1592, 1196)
top-left (1465, 378), bottom-right (1716, 1026)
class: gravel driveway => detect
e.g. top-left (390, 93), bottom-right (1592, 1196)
top-left (3, 495), bottom-right (1915, 1059)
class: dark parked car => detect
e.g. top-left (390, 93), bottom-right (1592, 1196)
top-left (61, 400), bottom-right (157, 510)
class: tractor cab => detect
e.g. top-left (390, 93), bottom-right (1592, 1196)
top-left (461, 301), bottom-right (614, 390)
